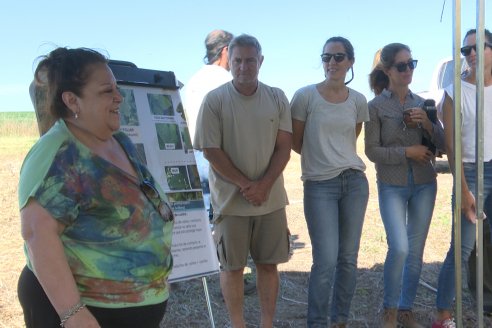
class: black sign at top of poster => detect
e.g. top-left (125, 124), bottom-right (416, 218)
top-left (108, 60), bottom-right (181, 90)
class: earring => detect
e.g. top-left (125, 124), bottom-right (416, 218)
top-left (74, 111), bottom-right (79, 119)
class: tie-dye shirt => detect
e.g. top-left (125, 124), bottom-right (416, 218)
top-left (18, 120), bottom-right (173, 308)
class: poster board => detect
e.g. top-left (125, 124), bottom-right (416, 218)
top-left (31, 60), bottom-right (219, 283)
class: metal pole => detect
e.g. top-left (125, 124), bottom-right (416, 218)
top-left (452, 0), bottom-right (463, 326)
top-left (202, 277), bottom-right (216, 328)
top-left (475, 1), bottom-right (486, 326)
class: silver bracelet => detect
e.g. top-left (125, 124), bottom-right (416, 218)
top-left (59, 301), bottom-right (86, 327)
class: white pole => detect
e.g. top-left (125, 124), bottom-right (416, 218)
top-left (452, 0), bottom-right (463, 326)
top-left (474, 0), bottom-right (486, 326)
top-left (202, 277), bottom-right (216, 328)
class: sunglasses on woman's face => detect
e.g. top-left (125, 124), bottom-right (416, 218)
top-left (321, 53), bottom-right (347, 63)
top-left (460, 42), bottom-right (492, 56)
top-left (393, 59), bottom-right (418, 73)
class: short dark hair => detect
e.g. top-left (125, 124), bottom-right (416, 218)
top-left (322, 36), bottom-right (355, 61)
top-left (463, 28), bottom-right (492, 75)
top-left (322, 36), bottom-right (355, 84)
top-left (34, 47), bottom-right (108, 119)
top-left (464, 28), bottom-right (492, 44)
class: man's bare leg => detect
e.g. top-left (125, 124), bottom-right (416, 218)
top-left (220, 268), bottom-right (245, 328)
top-left (255, 263), bottom-right (279, 328)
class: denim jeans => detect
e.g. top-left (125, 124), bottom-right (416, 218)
top-left (378, 169), bottom-right (437, 310)
top-left (304, 169), bottom-right (369, 326)
top-left (436, 161), bottom-right (492, 311)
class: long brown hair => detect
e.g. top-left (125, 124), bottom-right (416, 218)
top-left (369, 43), bottom-right (411, 95)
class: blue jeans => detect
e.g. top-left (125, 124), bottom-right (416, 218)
top-left (436, 161), bottom-right (492, 311)
top-left (304, 169), bottom-right (369, 326)
top-left (378, 170), bottom-right (437, 310)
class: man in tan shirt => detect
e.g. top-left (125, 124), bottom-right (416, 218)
top-left (194, 34), bottom-right (292, 328)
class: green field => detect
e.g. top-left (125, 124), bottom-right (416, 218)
top-left (0, 112), bottom-right (39, 155)
top-left (0, 112), bottom-right (38, 138)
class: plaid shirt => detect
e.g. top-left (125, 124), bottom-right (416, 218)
top-left (364, 89), bottom-right (444, 186)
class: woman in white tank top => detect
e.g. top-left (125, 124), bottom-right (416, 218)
top-left (434, 28), bottom-right (492, 328)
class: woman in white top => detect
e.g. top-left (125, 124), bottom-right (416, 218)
top-left (290, 36), bottom-right (369, 328)
top-left (434, 28), bottom-right (492, 328)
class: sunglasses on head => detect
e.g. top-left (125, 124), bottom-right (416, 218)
top-left (393, 59), bottom-right (418, 72)
top-left (141, 179), bottom-right (174, 222)
top-left (460, 42), bottom-right (492, 56)
top-left (321, 53), bottom-right (347, 63)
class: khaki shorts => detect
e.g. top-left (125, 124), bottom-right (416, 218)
top-left (213, 208), bottom-right (290, 271)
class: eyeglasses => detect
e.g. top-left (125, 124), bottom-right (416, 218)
top-left (393, 60), bottom-right (418, 72)
top-left (460, 42), bottom-right (492, 56)
top-left (321, 53), bottom-right (347, 63)
top-left (141, 179), bottom-right (174, 222)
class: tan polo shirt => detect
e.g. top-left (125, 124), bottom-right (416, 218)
top-left (194, 81), bottom-right (291, 216)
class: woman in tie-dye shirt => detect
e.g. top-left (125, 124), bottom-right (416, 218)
top-left (17, 47), bottom-right (173, 328)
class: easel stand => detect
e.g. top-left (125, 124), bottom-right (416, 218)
top-left (202, 277), bottom-right (215, 328)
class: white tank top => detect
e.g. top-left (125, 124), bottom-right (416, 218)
top-left (444, 81), bottom-right (492, 162)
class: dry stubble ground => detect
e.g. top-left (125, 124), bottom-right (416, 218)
top-left (0, 135), bottom-right (490, 327)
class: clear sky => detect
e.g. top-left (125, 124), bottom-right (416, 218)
top-left (0, 0), bottom-right (489, 112)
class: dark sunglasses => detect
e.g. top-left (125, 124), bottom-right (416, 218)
top-left (141, 179), bottom-right (174, 222)
top-left (460, 42), bottom-right (492, 56)
top-left (321, 53), bottom-right (347, 63)
top-left (393, 59), bottom-right (418, 72)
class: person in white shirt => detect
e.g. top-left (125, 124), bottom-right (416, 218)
top-left (184, 29), bottom-right (233, 220)
top-left (434, 28), bottom-right (492, 328)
